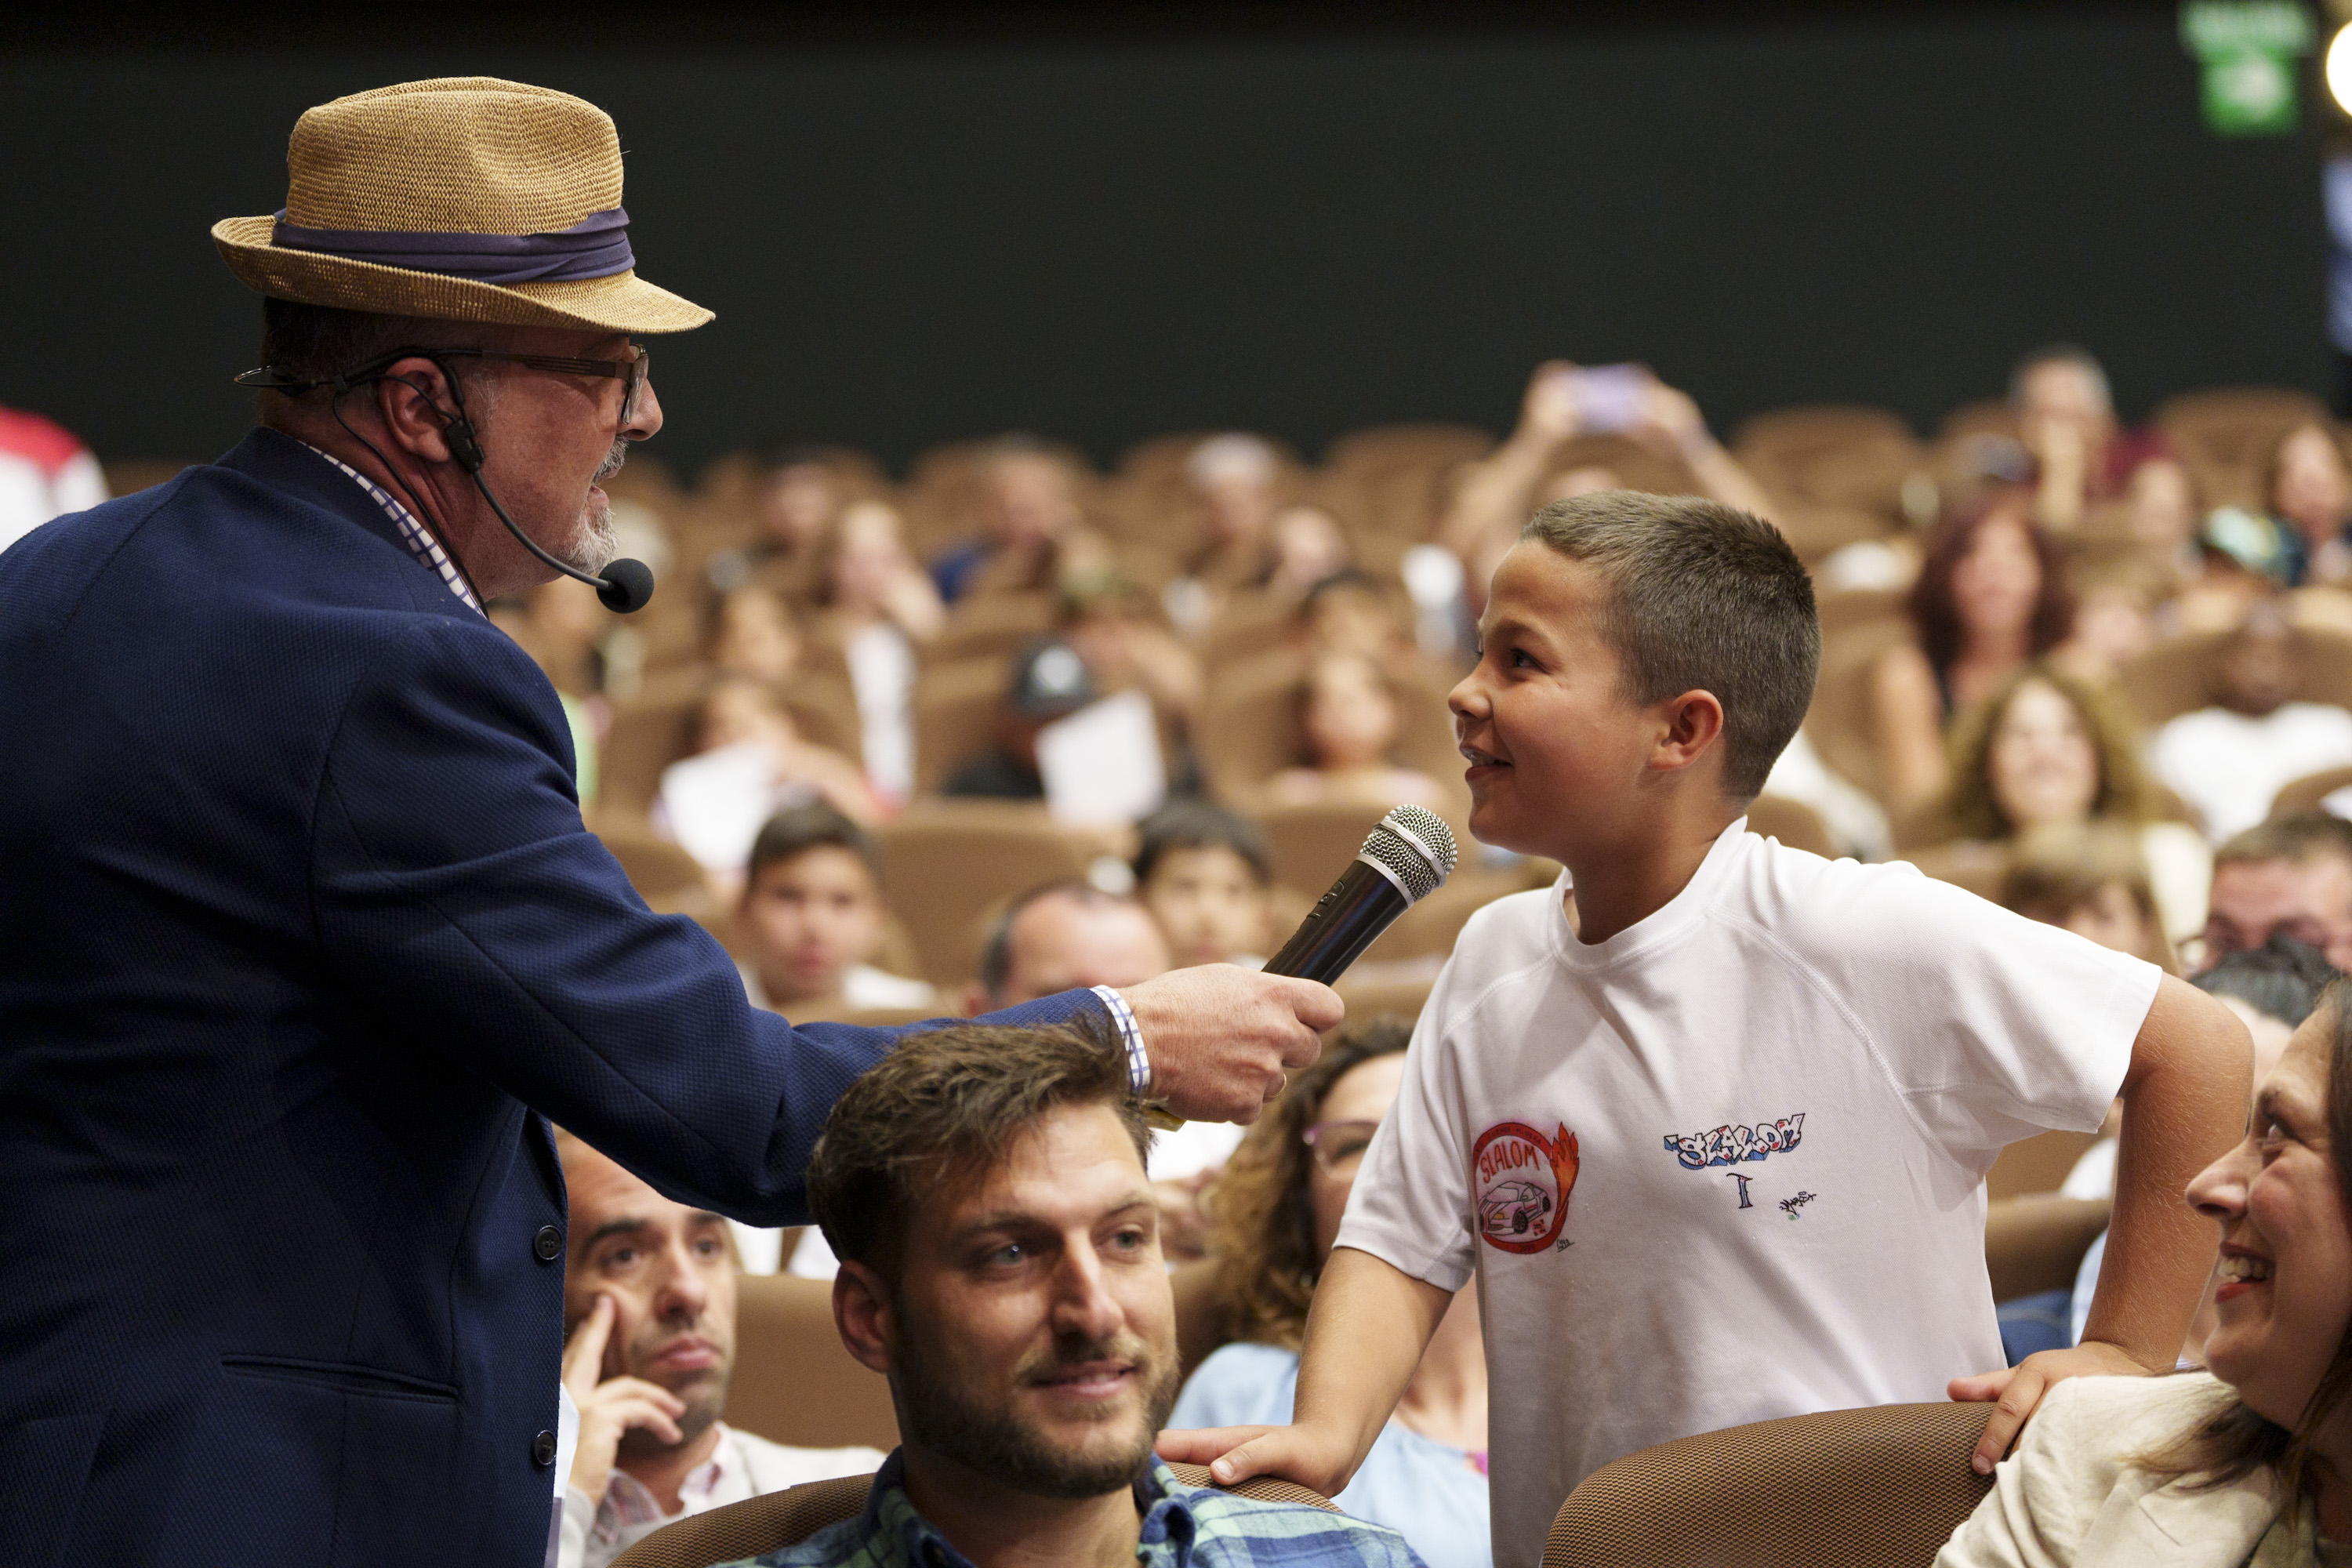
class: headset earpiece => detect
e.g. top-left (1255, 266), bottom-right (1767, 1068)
top-left (442, 416), bottom-right (485, 474)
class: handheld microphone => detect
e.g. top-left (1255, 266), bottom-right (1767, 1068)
top-left (1138, 804), bottom-right (1457, 1133)
top-left (1263, 804), bottom-right (1460, 984)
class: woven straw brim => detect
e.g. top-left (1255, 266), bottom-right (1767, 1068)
top-left (212, 215), bottom-right (713, 334)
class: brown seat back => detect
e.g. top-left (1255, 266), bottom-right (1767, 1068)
top-left (609, 1464), bottom-right (1335, 1568)
top-left (1804, 621), bottom-right (1914, 806)
top-left (871, 802), bottom-right (1095, 985)
top-left (1984, 1127), bottom-right (2104, 1202)
top-left (1544, 1403), bottom-right (1995, 1568)
top-left (912, 656), bottom-right (1015, 797)
top-left (725, 1273), bottom-right (898, 1453)
top-left (1985, 1194), bottom-right (2112, 1303)
top-left (2267, 763), bottom-right (2352, 819)
top-left (595, 826), bottom-right (710, 902)
top-left (1200, 655), bottom-right (1461, 805)
top-left (1743, 796), bottom-right (1837, 858)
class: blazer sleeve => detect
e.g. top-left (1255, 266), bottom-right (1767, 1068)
top-left (307, 615), bottom-right (1105, 1225)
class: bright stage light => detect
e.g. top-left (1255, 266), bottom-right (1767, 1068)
top-left (2329, 22), bottom-right (2352, 115)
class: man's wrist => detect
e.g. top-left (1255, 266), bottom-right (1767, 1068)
top-left (1091, 984), bottom-right (1151, 1095)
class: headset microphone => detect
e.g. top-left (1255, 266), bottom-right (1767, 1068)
top-left (437, 401), bottom-right (655, 614)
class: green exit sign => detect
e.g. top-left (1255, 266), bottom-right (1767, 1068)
top-left (2181, 0), bottom-right (2316, 133)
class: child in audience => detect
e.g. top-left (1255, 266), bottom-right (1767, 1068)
top-left (733, 804), bottom-right (932, 1018)
top-left (1174, 1018), bottom-right (1490, 1568)
top-left (1998, 820), bottom-right (2179, 973)
top-left (1134, 801), bottom-right (1277, 967)
top-left (655, 677), bottom-right (879, 878)
top-left (817, 499), bottom-right (941, 804)
top-left (1265, 652), bottom-right (1453, 812)
top-left (1163, 491), bottom-right (2252, 1567)
top-left (706, 584), bottom-right (803, 689)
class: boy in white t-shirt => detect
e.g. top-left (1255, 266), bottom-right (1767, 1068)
top-left (1162, 492), bottom-right (2252, 1566)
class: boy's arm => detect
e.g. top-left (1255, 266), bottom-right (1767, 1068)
top-left (1156, 1246), bottom-right (1454, 1496)
top-left (1950, 974), bottom-right (2250, 1472)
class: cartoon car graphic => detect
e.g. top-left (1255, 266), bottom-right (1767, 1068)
top-left (1479, 1179), bottom-right (1553, 1236)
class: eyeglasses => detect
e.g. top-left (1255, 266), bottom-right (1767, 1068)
top-left (1301, 1119), bottom-right (1381, 1177)
top-left (438, 344), bottom-right (652, 423)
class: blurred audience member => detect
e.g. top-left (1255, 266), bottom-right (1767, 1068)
top-left (2009, 345), bottom-right (2170, 533)
top-left (1999, 821), bottom-right (2180, 972)
top-left (1288, 570), bottom-right (1417, 673)
top-left (2120, 456), bottom-right (2202, 590)
top-left (2054, 562), bottom-right (2161, 685)
top-left (1941, 665), bottom-right (2209, 941)
top-left (931, 437), bottom-right (1090, 603)
top-left (1134, 802), bottom-right (1276, 968)
top-left (1439, 361), bottom-right (1776, 608)
top-left (2149, 606), bottom-right (2352, 842)
top-left (554, 1131), bottom-right (880, 1568)
top-left (819, 499), bottom-right (942, 804)
top-left (656, 677), bottom-right (879, 876)
top-left (1874, 495), bottom-right (2074, 812)
top-left (1258, 504), bottom-right (1355, 604)
top-left (1064, 576), bottom-right (1204, 734)
top-left (964, 879), bottom-right (1235, 1257)
top-left (1174, 1018), bottom-right (1489, 1568)
top-left (0, 404), bottom-right (107, 552)
top-left (2270, 423), bottom-right (2352, 589)
top-left (943, 637), bottom-right (1096, 800)
top-left (1181, 433), bottom-right (1287, 590)
top-left (706, 585), bottom-right (802, 689)
top-left (499, 575), bottom-right (612, 698)
top-left (783, 1022), bottom-right (1422, 1568)
top-left (2200, 811), bottom-right (2352, 975)
top-left (735, 804), bottom-right (931, 1018)
top-left (704, 445), bottom-right (849, 605)
top-left (1265, 652), bottom-right (1452, 813)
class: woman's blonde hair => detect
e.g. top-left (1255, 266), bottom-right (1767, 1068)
top-left (1203, 1016), bottom-right (1413, 1349)
top-left (1943, 662), bottom-right (2154, 840)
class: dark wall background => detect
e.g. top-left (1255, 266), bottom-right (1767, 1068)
top-left (0, 5), bottom-right (2332, 476)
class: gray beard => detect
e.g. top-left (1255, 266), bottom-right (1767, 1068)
top-left (888, 1316), bottom-right (1178, 1501)
top-left (557, 440), bottom-right (630, 574)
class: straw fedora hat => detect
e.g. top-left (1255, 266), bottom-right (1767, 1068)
top-left (213, 77), bottom-right (712, 335)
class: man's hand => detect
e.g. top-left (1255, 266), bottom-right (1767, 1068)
top-left (1949, 1338), bottom-right (2147, 1474)
top-left (562, 1293), bottom-right (684, 1506)
top-left (1156, 1421), bottom-right (1362, 1498)
top-left (1121, 967), bottom-right (1343, 1123)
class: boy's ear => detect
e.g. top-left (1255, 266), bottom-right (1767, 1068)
top-left (1650, 689), bottom-right (1726, 775)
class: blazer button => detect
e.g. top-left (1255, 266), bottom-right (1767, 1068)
top-left (533, 1429), bottom-right (557, 1468)
top-left (533, 1225), bottom-right (562, 1262)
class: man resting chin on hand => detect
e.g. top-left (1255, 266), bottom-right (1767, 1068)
top-left (556, 1132), bottom-right (880, 1568)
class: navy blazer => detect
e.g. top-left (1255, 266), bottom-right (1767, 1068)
top-left (0, 430), bottom-right (1105, 1568)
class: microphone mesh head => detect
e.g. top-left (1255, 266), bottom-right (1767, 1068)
top-left (1360, 805), bottom-right (1458, 904)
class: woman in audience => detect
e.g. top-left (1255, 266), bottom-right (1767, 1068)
top-left (706, 583), bottom-right (803, 689)
top-left (1180, 433), bottom-right (1287, 591)
top-left (2270, 423), bottom-right (2352, 590)
top-left (703, 444), bottom-right (848, 606)
top-left (1263, 651), bottom-right (1452, 812)
top-left (1937, 978), bottom-right (2351, 1565)
top-left (1873, 495), bottom-right (2075, 813)
top-left (655, 677), bottom-right (880, 879)
top-left (1174, 1018), bottom-right (1489, 1568)
top-left (1938, 664), bottom-right (2209, 942)
top-left (816, 499), bottom-right (942, 805)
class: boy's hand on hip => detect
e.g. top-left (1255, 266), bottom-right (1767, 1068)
top-left (1950, 1339), bottom-right (2149, 1474)
top-left (1156, 1421), bottom-right (1359, 1499)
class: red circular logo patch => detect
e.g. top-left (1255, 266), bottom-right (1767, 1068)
top-left (1472, 1121), bottom-right (1580, 1254)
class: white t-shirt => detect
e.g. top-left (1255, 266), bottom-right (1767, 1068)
top-left (1336, 820), bottom-right (2158, 1568)
top-left (2147, 702), bottom-right (2352, 842)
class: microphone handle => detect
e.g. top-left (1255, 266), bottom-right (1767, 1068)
top-left (1262, 856), bottom-right (1412, 985)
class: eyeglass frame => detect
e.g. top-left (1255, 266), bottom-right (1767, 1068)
top-left (434, 345), bottom-right (652, 424)
top-left (1301, 1118), bottom-right (1381, 1176)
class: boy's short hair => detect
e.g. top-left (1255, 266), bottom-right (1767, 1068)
top-left (2214, 810), bottom-right (2352, 873)
top-left (746, 802), bottom-right (882, 886)
top-left (1999, 820), bottom-right (2158, 923)
top-left (1521, 492), bottom-right (1819, 800)
top-left (1134, 800), bottom-right (1272, 887)
top-left (2193, 935), bottom-right (2337, 1029)
top-left (804, 1020), bottom-right (1149, 1288)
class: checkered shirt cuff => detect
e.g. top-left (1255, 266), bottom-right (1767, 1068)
top-left (1091, 985), bottom-right (1151, 1097)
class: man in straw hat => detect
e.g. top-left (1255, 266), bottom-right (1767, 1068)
top-left (0, 78), bottom-right (1341, 1568)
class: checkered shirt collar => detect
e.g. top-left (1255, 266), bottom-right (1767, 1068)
top-left (297, 441), bottom-right (482, 612)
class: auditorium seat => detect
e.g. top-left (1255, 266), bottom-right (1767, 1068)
top-left (923, 590), bottom-right (1059, 667)
top-left (1544, 1402), bottom-right (1994, 1568)
top-left (593, 824), bottom-right (710, 903)
top-left (607, 1465), bottom-right (1336, 1568)
top-left (1936, 398), bottom-right (2018, 444)
top-left (1320, 423), bottom-right (1495, 478)
top-left (98, 457), bottom-right (195, 496)
top-left (2115, 626), bottom-right (2352, 731)
top-left (2268, 762), bottom-right (2352, 818)
top-left (600, 672), bottom-right (868, 816)
top-left (1730, 404), bottom-right (1921, 519)
top-left (1802, 619), bottom-right (1914, 807)
top-left (909, 654), bottom-right (1014, 797)
top-left (1984, 1127), bottom-right (2105, 1202)
top-left (1984, 1193), bottom-right (2111, 1304)
top-left (1743, 795), bottom-right (1836, 858)
top-left (724, 1272), bottom-right (898, 1452)
top-left (870, 801), bottom-right (1096, 984)
top-left (1777, 502), bottom-right (1896, 566)
top-left (2154, 386), bottom-right (2334, 510)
